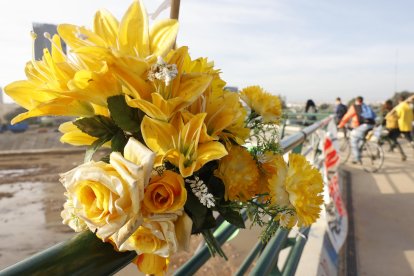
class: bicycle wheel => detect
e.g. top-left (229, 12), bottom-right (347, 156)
top-left (338, 137), bottom-right (351, 164)
top-left (360, 141), bottom-right (384, 173)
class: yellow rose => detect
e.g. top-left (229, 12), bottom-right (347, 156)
top-left (120, 212), bottom-right (192, 257)
top-left (135, 253), bottom-right (169, 275)
top-left (123, 226), bottom-right (166, 254)
top-left (60, 138), bottom-right (155, 248)
top-left (143, 170), bottom-right (187, 213)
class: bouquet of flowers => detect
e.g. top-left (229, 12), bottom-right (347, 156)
top-left (4, 1), bottom-right (323, 274)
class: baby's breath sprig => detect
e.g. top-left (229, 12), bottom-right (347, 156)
top-left (244, 197), bottom-right (295, 243)
top-left (185, 176), bottom-right (215, 208)
top-left (248, 120), bottom-right (282, 158)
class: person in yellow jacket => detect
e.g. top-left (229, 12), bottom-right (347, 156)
top-left (396, 95), bottom-right (414, 147)
top-left (384, 100), bottom-right (406, 160)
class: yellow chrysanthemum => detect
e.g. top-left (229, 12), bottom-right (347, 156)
top-left (240, 85), bottom-right (282, 123)
top-left (285, 154), bottom-right (323, 226)
top-left (261, 152), bottom-right (290, 206)
top-left (275, 211), bottom-right (297, 229)
top-left (215, 146), bottom-right (259, 201)
top-left (264, 153), bottom-right (323, 227)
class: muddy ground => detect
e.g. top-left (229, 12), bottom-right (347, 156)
top-left (0, 151), bottom-right (255, 274)
top-left (0, 151), bottom-right (86, 269)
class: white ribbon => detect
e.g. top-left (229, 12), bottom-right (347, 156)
top-left (149, 0), bottom-right (171, 20)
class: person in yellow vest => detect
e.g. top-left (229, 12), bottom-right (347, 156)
top-left (396, 95), bottom-right (414, 148)
top-left (384, 100), bottom-right (407, 160)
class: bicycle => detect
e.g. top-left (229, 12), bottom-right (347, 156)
top-left (337, 126), bottom-right (384, 173)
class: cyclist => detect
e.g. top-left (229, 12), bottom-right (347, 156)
top-left (337, 96), bottom-right (376, 164)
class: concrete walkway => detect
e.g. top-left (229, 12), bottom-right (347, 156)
top-left (344, 142), bottom-right (414, 275)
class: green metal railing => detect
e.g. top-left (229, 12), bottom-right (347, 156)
top-left (0, 116), bottom-right (333, 276)
top-left (281, 112), bottom-right (331, 138)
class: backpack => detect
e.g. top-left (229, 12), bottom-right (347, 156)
top-left (355, 103), bottom-right (376, 125)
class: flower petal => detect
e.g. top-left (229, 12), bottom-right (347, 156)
top-left (196, 142), bottom-right (228, 170)
top-left (118, 0), bottom-right (149, 57)
top-left (149, 19), bottom-right (179, 57)
top-left (59, 121), bottom-right (100, 146)
top-left (4, 81), bottom-right (57, 110)
top-left (141, 116), bottom-right (176, 160)
top-left (11, 98), bottom-right (94, 124)
top-left (94, 9), bottom-right (119, 48)
top-left (175, 212), bottom-right (192, 252)
top-left (123, 137), bottom-right (155, 185)
top-left (58, 24), bottom-right (106, 49)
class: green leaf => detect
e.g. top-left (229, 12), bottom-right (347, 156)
top-left (100, 154), bottom-right (110, 163)
top-left (107, 95), bottom-right (143, 133)
top-left (111, 130), bottom-right (128, 154)
top-left (216, 206), bottom-right (245, 229)
top-left (84, 134), bottom-right (112, 162)
top-left (74, 115), bottom-right (117, 138)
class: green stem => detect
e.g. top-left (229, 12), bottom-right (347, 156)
top-left (201, 229), bottom-right (228, 260)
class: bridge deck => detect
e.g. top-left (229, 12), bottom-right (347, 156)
top-left (345, 141), bottom-right (414, 275)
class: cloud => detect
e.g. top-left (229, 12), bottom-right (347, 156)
top-left (1, 0), bottom-right (414, 104)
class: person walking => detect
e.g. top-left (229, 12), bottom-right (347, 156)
top-left (396, 95), bottom-right (414, 148)
top-left (304, 99), bottom-right (318, 125)
top-left (338, 96), bottom-right (376, 164)
top-left (334, 97), bottom-right (348, 124)
top-left (383, 100), bottom-right (407, 160)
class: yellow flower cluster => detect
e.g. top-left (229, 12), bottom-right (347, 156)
top-left (5, 0), bottom-right (324, 274)
top-left (216, 149), bottom-right (323, 229)
top-left (240, 85), bottom-right (282, 123)
top-left (259, 152), bottom-right (324, 227)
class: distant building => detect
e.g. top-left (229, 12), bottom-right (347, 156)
top-left (0, 87), bottom-right (19, 124)
top-left (224, 86), bottom-right (239, 93)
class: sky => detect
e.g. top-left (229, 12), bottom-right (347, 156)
top-left (0, 0), bottom-right (414, 104)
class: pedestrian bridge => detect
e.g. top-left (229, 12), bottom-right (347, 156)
top-left (0, 115), bottom-right (413, 275)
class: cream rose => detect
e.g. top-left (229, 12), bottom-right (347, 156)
top-left (60, 138), bottom-right (155, 248)
top-left (120, 212), bottom-right (192, 257)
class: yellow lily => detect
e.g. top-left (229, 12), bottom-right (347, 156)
top-left (11, 97), bottom-right (94, 124)
top-left (141, 113), bottom-right (227, 177)
top-left (4, 34), bottom-right (117, 124)
top-left (57, 0), bottom-right (179, 102)
top-left (58, 0), bottom-right (178, 59)
top-left (127, 47), bottom-right (213, 121)
top-left (184, 57), bottom-right (249, 145)
top-left (59, 121), bottom-right (106, 147)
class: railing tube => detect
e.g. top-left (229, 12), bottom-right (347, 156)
top-left (0, 231), bottom-right (136, 276)
top-left (249, 228), bottom-right (289, 276)
top-left (281, 227), bottom-right (311, 276)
